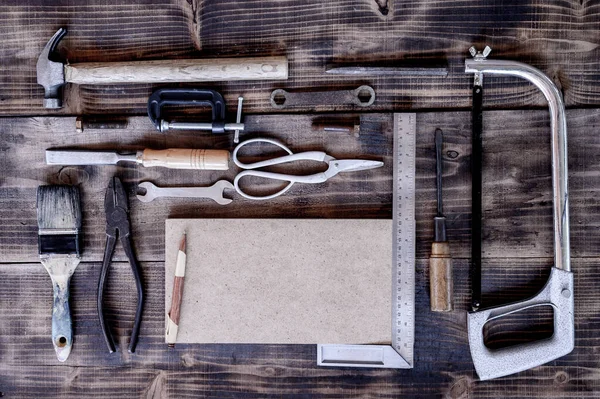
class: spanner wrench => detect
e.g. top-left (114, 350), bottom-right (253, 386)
top-left (270, 85), bottom-right (375, 109)
top-left (136, 180), bottom-right (234, 205)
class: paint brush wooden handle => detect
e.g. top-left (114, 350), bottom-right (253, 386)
top-left (65, 56), bottom-right (288, 84)
top-left (139, 149), bottom-right (229, 170)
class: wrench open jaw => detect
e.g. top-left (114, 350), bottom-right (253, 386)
top-left (465, 51), bottom-right (573, 381)
top-left (136, 180), bottom-right (234, 205)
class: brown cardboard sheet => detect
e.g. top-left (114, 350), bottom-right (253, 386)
top-left (165, 219), bottom-right (392, 344)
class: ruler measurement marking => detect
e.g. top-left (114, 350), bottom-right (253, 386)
top-left (392, 113), bottom-right (416, 367)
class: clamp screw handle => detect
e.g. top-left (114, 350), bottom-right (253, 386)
top-left (234, 97), bottom-right (244, 144)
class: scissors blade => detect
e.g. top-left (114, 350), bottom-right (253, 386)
top-left (334, 159), bottom-right (384, 173)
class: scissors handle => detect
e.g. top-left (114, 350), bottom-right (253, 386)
top-left (233, 138), bottom-right (328, 169)
top-left (232, 138), bottom-right (332, 200)
top-left (234, 170), bottom-right (330, 200)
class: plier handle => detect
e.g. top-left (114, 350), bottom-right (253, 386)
top-left (98, 177), bottom-right (144, 353)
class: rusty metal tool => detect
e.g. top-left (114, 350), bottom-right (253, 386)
top-left (75, 116), bottom-right (128, 133)
top-left (98, 177), bottom-right (144, 353)
top-left (326, 65), bottom-right (448, 77)
top-left (465, 48), bottom-right (573, 381)
top-left (37, 185), bottom-right (82, 362)
top-left (429, 128), bottom-right (453, 312)
top-left (37, 28), bottom-right (288, 108)
top-left (270, 86), bottom-right (375, 109)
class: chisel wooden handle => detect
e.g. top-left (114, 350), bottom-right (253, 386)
top-left (64, 56), bottom-right (288, 85)
top-left (139, 149), bottom-right (229, 170)
top-left (429, 242), bottom-right (453, 312)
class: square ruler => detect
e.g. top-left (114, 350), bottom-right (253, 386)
top-left (317, 113), bottom-right (417, 368)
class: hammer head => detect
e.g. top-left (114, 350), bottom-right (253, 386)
top-left (37, 28), bottom-right (67, 109)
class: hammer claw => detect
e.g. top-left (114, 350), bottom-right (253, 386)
top-left (45, 28), bottom-right (67, 60)
top-left (37, 28), bottom-right (67, 109)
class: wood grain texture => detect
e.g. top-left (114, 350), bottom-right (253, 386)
top-left (429, 242), bottom-right (453, 312)
top-left (1, 2), bottom-right (599, 397)
top-left (1, 110), bottom-right (599, 263)
top-left (0, 258), bottom-right (597, 397)
top-left (1, 1), bottom-right (599, 115)
top-left (65, 56), bottom-right (288, 84)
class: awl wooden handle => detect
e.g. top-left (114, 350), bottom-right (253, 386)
top-left (140, 149), bottom-right (229, 170)
top-left (429, 242), bottom-right (453, 312)
top-left (65, 56), bottom-right (288, 84)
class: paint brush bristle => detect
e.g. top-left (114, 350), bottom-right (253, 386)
top-left (36, 185), bottom-right (82, 255)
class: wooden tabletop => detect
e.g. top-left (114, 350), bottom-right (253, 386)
top-left (1, 1), bottom-right (599, 398)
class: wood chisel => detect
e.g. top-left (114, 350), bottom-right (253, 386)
top-left (45, 148), bottom-right (230, 170)
top-left (429, 129), bottom-right (453, 312)
top-left (37, 185), bottom-right (82, 362)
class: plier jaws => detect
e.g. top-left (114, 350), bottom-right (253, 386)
top-left (98, 177), bottom-right (144, 353)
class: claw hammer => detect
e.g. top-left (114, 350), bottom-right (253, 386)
top-left (36, 28), bottom-right (288, 108)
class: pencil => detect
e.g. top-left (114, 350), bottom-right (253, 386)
top-left (166, 232), bottom-right (187, 347)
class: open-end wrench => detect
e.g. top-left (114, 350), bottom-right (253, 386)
top-left (270, 86), bottom-right (375, 109)
top-left (136, 180), bottom-right (234, 205)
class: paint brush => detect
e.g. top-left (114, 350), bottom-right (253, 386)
top-left (37, 185), bottom-right (82, 362)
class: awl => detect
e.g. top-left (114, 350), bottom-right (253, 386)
top-left (46, 148), bottom-right (229, 170)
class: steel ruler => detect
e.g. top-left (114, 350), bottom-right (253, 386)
top-left (317, 113), bottom-right (416, 368)
top-left (391, 113), bottom-right (416, 366)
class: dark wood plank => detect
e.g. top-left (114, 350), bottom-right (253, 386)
top-left (0, 112), bottom-right (393, 263)
top-left (1, 1), bottom-right (599, 116)
top-left (0, 109), bottom-right (599, 262)
top-left (0, 258), bottom-right (597, 397)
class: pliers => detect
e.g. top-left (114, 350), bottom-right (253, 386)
top-left (98, 177), bottom-right (144, 353)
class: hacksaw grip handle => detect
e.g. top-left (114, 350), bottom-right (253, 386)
top-left (467, 267), bottom-right (574, 380)
top-left (464, 57), bottom-right (573, 380)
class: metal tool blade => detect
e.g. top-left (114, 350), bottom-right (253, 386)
top-left (45, 150), bottom-right (137, 165)
top-left (335, 159), bottom-right (384, 173)
top-left (326, 66), bottom-right (448, 77)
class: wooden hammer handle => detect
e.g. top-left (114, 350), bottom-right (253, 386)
top-left (140, 149), bottom-right (229, 170)
top-left (64, 56), bottom-right (288, 84)
top-left (429, 242), bottom-right (453, 312)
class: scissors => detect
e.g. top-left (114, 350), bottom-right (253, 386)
top-left (232, 138), bottom-right (384, 200)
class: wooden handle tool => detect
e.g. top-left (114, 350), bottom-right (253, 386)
top-left (138, 149), bottom-right (229, 170)
top-left (430, 129), bottom-right (453, 312)
top-left (65, 56), bottom-right (288, 85)
top-left (46, 148), bottom-right (229, 170)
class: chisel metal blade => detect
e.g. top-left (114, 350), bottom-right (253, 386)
top-left (45, 150), bottom-right (137, 166)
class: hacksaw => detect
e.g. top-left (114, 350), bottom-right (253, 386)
top-left (317, 113), bottom-right (416, 368)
